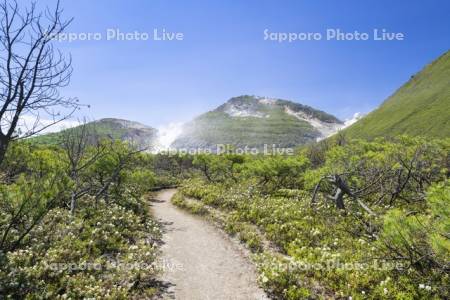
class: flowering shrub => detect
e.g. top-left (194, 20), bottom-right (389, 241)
top-left (178, 137), bottom-right (449, 299)
top-left (1, 200), bottom-right (162, 299)
top-left (0, 142), bottom-right (163, 299)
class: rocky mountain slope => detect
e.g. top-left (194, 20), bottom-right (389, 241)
top-left (171, 95), bottom-right (343, 150)
top-left (33, 118), bottom-right (158, 149)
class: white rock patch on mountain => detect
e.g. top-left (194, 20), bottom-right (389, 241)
top-left (284, 106), bottom-right (343, 139)
top-left (258, 98), bottom-right (277, 105)
top-left (343, 112), bottom-right (364, 127)
top-left (224, 103), bottom-right (268, 118)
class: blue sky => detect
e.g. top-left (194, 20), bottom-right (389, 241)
top-left (36, 0), bottom-right (450, 127)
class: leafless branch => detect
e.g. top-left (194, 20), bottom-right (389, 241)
top-left (0, 0), bottom-right (78, 163)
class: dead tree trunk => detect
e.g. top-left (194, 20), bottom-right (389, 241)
top-left (312, 174), bottom-right (376, 216)
top-left (0, 135), bottom-right (10, 165)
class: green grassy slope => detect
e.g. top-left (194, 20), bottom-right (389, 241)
top-left (31, 118), bottom-right (158, 148)
top-left (172, 95), bottom-right (342, 150)
top-left (344, 50), bottom-right (450, 139)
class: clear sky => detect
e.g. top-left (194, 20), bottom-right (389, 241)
top-left (35, 0), bottom-right (450, 127)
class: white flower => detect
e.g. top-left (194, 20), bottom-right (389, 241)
top-left (384, 288), bottom-right (388, 294)
top-left (425, 285), bottom-right (431, 291)
top-left (361, 291), bottom-right (365, 294)
top-left (419, 284), bottom-right (425, 289)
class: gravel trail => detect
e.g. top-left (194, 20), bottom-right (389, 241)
top-left (151, 189), bottom-right (268, 300)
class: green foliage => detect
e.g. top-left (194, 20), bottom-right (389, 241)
top-left (304, 136), bottom-right (448, 210)
top-left (0, 141), bottom-right (162, 298)
top-left (378, 181), bottom-right (450, 297)
top-left (151, 153), bottom-right (195, 185)
top-left (242, 155), bottom-right (309, 193)
top-left (0, 202), bottom-right (161, 299)
top-left (177, 137), bottom-right (449, 299)
top-left (171, 191), bottom-right (208, 215)
top-left (192, 153), bottom-right (242, 183)
top-left (224, 214), bottom-right (263, 253)
top-left (3, 131), bottom-right (449, 299)
top-left (427, 182), bottom-right (450, 262)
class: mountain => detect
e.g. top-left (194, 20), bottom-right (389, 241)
top-left (343, 50), bottom-right (450, 139)
top-left (171, 95), bottom-right (343, 150)
top-left (33, 118), bottom-right (158, 149)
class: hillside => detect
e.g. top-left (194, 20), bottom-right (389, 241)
top-left (32, 118), bottom-right (158, 149)
top-left (343, 50), bottom-right (450, 139)
top-left (172, 95), bottom-right (343, 151)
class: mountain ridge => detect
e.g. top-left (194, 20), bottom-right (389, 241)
top-left (343, 50), bottom-right (450, 139)
top-left (32, 118), bottom-right (158, 149)
top-left (171, 95), bottom-right (344, 150)
top-left (33, 47), bottom-right (450, 152)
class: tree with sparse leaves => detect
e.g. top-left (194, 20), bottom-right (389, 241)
top-left (0, 0), bottom-right (79, 164)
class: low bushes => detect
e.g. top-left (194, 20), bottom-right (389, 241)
top-left (0, 141), bottom-right (163, 299)
top-left (177, 137), bottom-right (449, 299)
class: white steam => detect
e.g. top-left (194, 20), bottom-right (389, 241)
top-left (156, 122), bottom-right (184, 150)
top-left (343, 112), bottom-right (364, 128)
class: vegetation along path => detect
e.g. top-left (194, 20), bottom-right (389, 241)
top-left (151, 189), bottom-right (267, 300)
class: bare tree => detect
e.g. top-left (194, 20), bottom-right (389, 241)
top-left (312, 174), bottom-right (376, 216)
top-left (0, 0), bottom-right (78, 163)
top-left (60, 120), bottom-right (108, 214)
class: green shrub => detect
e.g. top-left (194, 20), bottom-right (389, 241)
top-left (177, 137), bottom-right (449, 299)
top-left (0, 141), bottom-right (163, 298)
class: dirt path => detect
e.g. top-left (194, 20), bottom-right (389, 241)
top-left (151, 189), bottom-right (268, 300)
